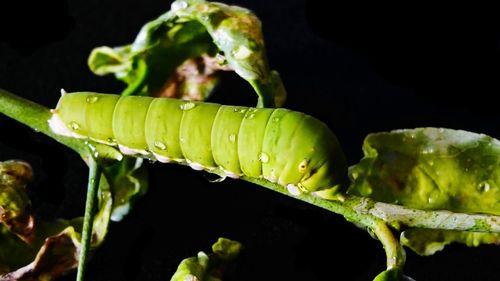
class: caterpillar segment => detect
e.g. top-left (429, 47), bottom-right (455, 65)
top-left (49, 92), bottom-right (348, 196)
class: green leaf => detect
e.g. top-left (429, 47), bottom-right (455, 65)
top-left (348, 128), bottom-right (500, 215)
top-left (401, 228), bottom-right (500, 256)
top-left (348, 128), bottom-right (500, 254)
top-left (102, 157), bottom-right (148, 222)
top-left (170, 237), bottom-right (242, 281)
top-left (87, 0), bottom-right (286, 107)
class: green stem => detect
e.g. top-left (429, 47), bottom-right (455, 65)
top-left (76, 152), bottom-right (102, 281)
top-left (372, 222), bottom-right (405, 270)
top-left (0, 88), bottom-right (122, 161)
top-left (0, 88), bottom-right (83, 153)
top-left (3, 88), bottom-right (500, 234)
top-left (249, 79), bottom-right (275, 108)
top-left (240, 175), bottom-right (500, 233)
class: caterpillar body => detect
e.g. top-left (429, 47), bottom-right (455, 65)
top-left (49, 92), bottom-right (347, 195)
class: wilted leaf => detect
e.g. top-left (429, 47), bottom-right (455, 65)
top-left (0, 160), bottom-right (34, 243)
top-left (170, 237), bottom-right (242, 281)
top-left (0, 159), bottom-right (113, 280)
top-left (88, 0), bottom-right (286, 107)
top-left (0, 225), bottom-right (81, 281)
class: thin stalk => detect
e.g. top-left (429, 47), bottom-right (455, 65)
top-left (372, 221), bottom-right (405, 270)
top-left (76, 153), bottom-right (102, 281)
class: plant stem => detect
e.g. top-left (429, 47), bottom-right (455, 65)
top-left (3, 88), bottom-right (500, 234)
top-left (372, 221), bottom-right (405, 270)
top-left (239, 175), bottom-right (500, 233)
top-left (76, 152), bottom-right (102, 281)
top-left (0, 88), bottom-right (122, 161)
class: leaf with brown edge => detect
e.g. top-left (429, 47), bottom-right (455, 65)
top-left (0, 159), bottom-right (113, 280)
top-left (0, 226), bottom-right (81, 281)
top-left (87, 0), bottom-right (287, 107)
top-left (155, 54), bottom-right (232, 101)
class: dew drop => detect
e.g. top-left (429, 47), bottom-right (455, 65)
top-left (171, 0), bottom-right (188, 12)
top-left (208, 174), bottom-right (226, 183)
top-left (69, 121), bottom-right (80, 131)
top-left (180, 102), bottom-right (196, 110)
top-left (154, 140), bottom-right (167, 150)
top-left (259, 152), bottom-right (269, 163)
top-left (228, 134), bottom-right (236, 143)
top-left (233, 107), bottom-right (239, 112)
top-left (107, 137), bottom-right (117, 145)
top-left (273, 117), bottom-right (280, 122)
top-left (90, 178), bottom-right (95, 184)
top-left (247, 113), bottom-right (255, 119)
top-left (93, 151), bottom-right (99, 159)
top-left (182, 274), bottom-right (198, 281)
top-left (421, 147), bottom-right (434, 154)
top-left (232, 45), bottom-right (252, 59)
top-left (86, 95), bottom-right (99, 103)
top-left (477, 181), bottom-right (491, 193)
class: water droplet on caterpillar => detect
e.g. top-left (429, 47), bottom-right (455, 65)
top-left (232, 45), bottom-right (252, 60)
top-left (228, 134), bottom-right (236, 143)
top-left (86, 95), bottom-right (99, 103)
top-left (200, 170), bottom-right (227, 183)
top-left (107, 137), bottom-right (117, 145)
top-left (154, 140), bottom-right (167, 150)
top-left (69, 121), bottom-right (80, 131)
top-left (180, 102), bottom-right (196, 110)
top-left (171, 0), bottom-right (188, 11)
top-left (259, 152), bottom-right (269, 163)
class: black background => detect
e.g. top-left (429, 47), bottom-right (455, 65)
top-left (1, 0), bottom-right (499, 280)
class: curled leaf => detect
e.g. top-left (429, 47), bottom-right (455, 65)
top-left (88, 0), bottom-right (286, 107)
top-left (102, 157), bottom-right (148, 222)
top-left (170, 237), bottom-right (242, 281)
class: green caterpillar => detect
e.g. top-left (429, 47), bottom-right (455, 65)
top-left (49, 92), bottom-right (347, 196)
